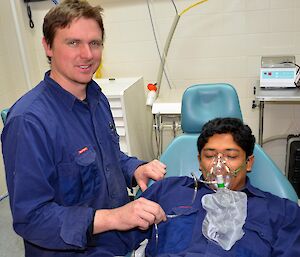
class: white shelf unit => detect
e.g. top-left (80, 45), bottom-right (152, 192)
top-left (95, 77), bottom-right (153, 161)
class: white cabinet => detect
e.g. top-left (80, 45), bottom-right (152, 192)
top-left (95, 77), bottom-right (153, 161)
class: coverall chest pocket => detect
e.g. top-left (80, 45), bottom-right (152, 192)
top-left (57, 146), bottom-right (100, 205)
top-left (237, 222), bottom-right (273, 257)
top-left (152, 206), bottom-right (198, 255)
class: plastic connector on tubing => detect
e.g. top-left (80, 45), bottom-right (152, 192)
top-left (216, 175), bottom-right (225, 189)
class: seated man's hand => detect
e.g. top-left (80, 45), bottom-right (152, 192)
top-left (134, 160), bottom-right (166, 192)
top-left (93, 198), bottom-right (167, 233)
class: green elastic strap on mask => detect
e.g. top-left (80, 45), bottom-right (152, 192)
top-left (230, 160), bottom-right (248, 177)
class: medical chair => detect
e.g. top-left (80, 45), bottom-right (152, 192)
top-left (1, 108), bottom-right (9, 124)
top-left (160, 83), bottom-right (298, 203)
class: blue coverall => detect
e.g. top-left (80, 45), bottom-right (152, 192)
top-left (1, 71), bottom-right (144, 257)
top-left (121, 176), bottom-right (300, 257)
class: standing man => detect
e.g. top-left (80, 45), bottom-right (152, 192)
top-left (1, 0), bottom-right (166, 256)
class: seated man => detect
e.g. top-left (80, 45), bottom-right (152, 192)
top-left (119, 117), bottom-right (300, 257)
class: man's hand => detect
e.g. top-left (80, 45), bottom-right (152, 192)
top-left (93, 198), bottom-right (167, 233)
top-left (134, 160), bottom-right (166, 192)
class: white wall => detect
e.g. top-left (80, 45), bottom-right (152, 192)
top-left (1, 0), bottom-right (300, 194)
top-left (0, 0), bottom-right (29, 196)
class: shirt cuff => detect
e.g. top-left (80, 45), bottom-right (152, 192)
top-left (130, 162), bottom-right (148, 188)
top-left (86, 209), bottom-right (96, 244)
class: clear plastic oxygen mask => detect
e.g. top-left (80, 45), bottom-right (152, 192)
top-left (201, 153), bottom-right (248, 251)
top-left (202, 154), bottom-right (234, 190)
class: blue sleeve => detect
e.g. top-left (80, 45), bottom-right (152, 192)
top-left (1, 115), bottom-right (94, 250)
top-left (272, 199), bottom-right (300, 256)
top-left (119, 151), bottom-right (146, 188)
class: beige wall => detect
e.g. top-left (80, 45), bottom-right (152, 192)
top-left (1, 0), bottom-right (300, 194)
top-left (0, 0), bottom-right (26, 196)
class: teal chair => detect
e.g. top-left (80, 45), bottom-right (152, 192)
top-left (181, 83), bottom-right (243, 133)
top-left (160, 83), bottom-right (298, 203)
top-left (159, 83), bottom-right (243, 177)
top-left (1, 108), bottom-right (9, 124)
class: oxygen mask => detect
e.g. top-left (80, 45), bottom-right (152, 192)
top-left (201, 153), bottom-right (248, 250)
top-left (202, 153), bottom-right (244, 190)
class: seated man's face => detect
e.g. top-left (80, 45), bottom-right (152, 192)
top-left (199, 133), bottom-right (254, 191)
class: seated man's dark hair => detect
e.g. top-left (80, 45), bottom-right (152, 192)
top-left (197, 117), bottom-right (256, 158)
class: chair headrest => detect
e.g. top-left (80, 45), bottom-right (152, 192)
top-left (181, 83), bottom-right (243, 133)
